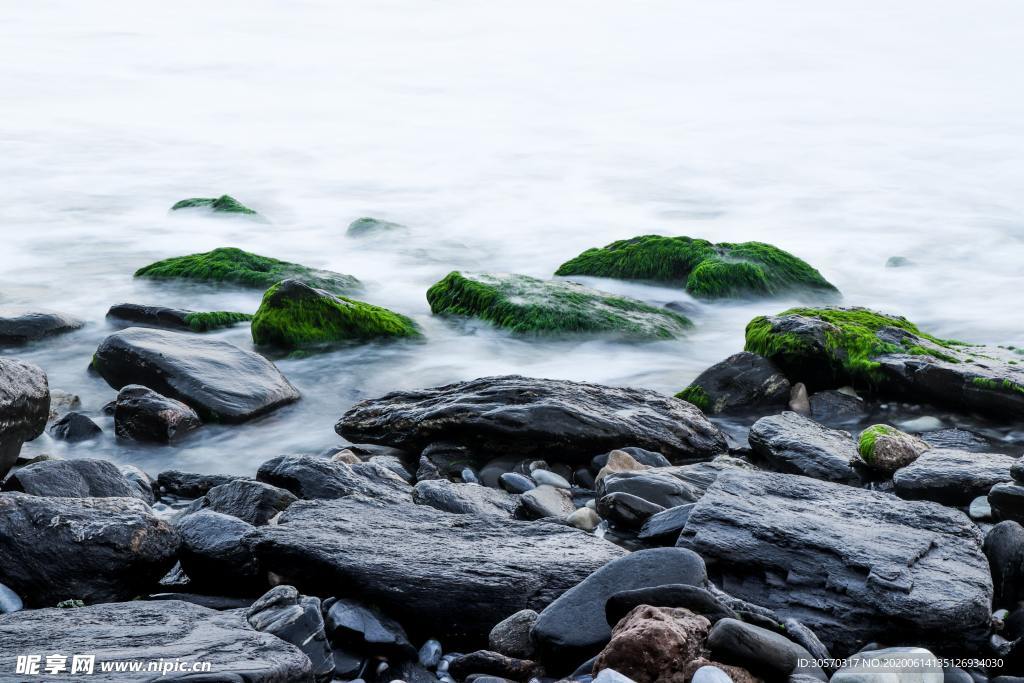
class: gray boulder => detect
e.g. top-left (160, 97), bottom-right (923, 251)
top-left (413, 479), bottom-right (519, 518)
top-left (257, 454), bottom-right (410, 502)
top-left (748, 412), bottom-right (859, 484)
top-left (2, 458), bottom-right (148, 500)
top-left (0, 358), bottom-right (48, 478)
top-left (677, 351), bottom-right (790, 415)
top-left (197, 479), bottom-right (297, 525)
top-left (706, 618), bottom-right (825, 680)
top-left (246, 585), bottom-right (334, 680)
top-left (0, 310), bottom-right (83, 345)
top-left (176, 510), bottom-right (263, 592)
top-left (893, 449), bottom-right (1016, 505)
top-left (114, 384), bottom-right (202, 443)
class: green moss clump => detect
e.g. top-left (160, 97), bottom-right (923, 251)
top-left (675, 385), bottom-right (710, 412)
top-left (858, 424), bottom-right (898, 463)
top-left (426, 271), bottom-right (692, 340)
top-left (171, 195), bottom-right (257, 215)
top-left (971, 377), bottom-right (1024, 395)
top-left (347, 217), bottom-right (405, 237)
top-left (251, 279), bottom-right (420, 350)
top-left (135, 247), bottom-right (361, 294)
top-left (555, 235), bottom-right (838, 299)
top-left (183, 311), bottom-right (253, 332)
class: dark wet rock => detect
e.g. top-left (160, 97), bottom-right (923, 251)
top-left (592, 447), bottom-right (671, 471)
top-left (707, 618), bottom-right (825, 680)
top-left (197, 479), bottom-right (298, 525)
top-left (338, 375), bottom-right (727, 463)
top-left (449, 650), bottom-right (542, 681)
top-left (532, 547), bottom-right (707, 670)
top-left (677, 469), bottom-right (993, 655)
top-left (106, 303), bottom-right (252, 332)
top-left (2, 458), bottom-right (147, 500)
top-left (597, 492), bottom-right (664, 528)
top-left (654, 457), bottom-right (756, 496)
top-left (893, 449), bottom-right (1015, 505)
top-left (705, 585), bottom-right (781, 633)
top-left (176, 510), bottom-right (263, 592)
top-left (419, 442), bottom-right (479, 479)
top-left (120, 464), bottom-right (156, 503)
top-left (323, 597), bottom-right (415, 658)
top-left (598, 470), bottom-right (699, 508)
top-left (93, 327), bottom-right (300, 423)
top-left (922, 428), bottom-right (993, 452)
top-left (1014, 457), bottom-right (1024, 483)
top-left (246, 585), bottom-right (334, 680)
top-left (0, 358), bottom-right (48, 478)
top-left (114, 383), bottom-right (202, 443)
top-left (257, 454), bottom-right (411, 502)
top-left (605, 584), bottom-right (736, 627)
top-left (156, 469), bottom-right (243, 499)
top-left (368, 454), bottom-right (414, 483)
top-left (0, 599), bottom-right (312, 681)
top-left (675, 352), bottom-right (790, 415)
top-left (0, 310), bottom-right (83, 345)
top-left (489, 609), bottom-right (537, 659)
top-left (985, 521), bottom-right (1024, 608)
top-left (146, 592), bottom-right (253, 610)
top-left (347, 216), bottom-right (406, 237)
top-left (0, 492), bottom-right (179, 606)
top-left (413, 479), bottom-right (519, 518)
top-left (808, 389), bottom-right (867, 424)
top-left (0, 581), bottom-right (23, 614)
top-left (499, 472), bottom-right (536, 494)
top-left (989, 483), bottom-right (1024, 525)
top-left (521, 485), bottom-right (575, 519)
top-left (783, 619), bottom-right (832, 671)
top-left (594, 605), bottom-right (710, 683)
top-left (47, 410), bottom-right (102, 442)
top-left (748, 412), bottom-right (859, 484)
top-left (244, 495), bottom-right (627, 642)
top-left (637, 504), bottom-right (695, 543)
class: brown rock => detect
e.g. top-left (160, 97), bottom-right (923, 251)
top-left (596, 450), bottom-right (649, 485)
top-left (594, 605), bottom-right (710, 683)
top-left (856, 425), bottom-right (930, 472)
top-left (682, 658), bottom-right (761, 683)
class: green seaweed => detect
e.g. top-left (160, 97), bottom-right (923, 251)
top-left (971, 377), bottom-right (1024, 395)
top-left (675, 385), bottom-right (711, 412)
top-left (426, 271), bottom-right (692, 339)
top-left (251, 280), bottom-right (420, 350)
top-left (135, 247), bottom-right (361, 294)
top-left (858, 424), bottom-right (898, 463)
top-left (171, 195), bottom-right (257, 215)
top-left (183, 311), bottom-right (254, 332)
top-left (555, 235), bottom-right (838, 299)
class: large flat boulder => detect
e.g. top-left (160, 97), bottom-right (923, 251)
top-left (337, 375), bottom-right (727, 463)
top-left (748, 411), bottom-right (859, 484)
top-left (0, 310), bottom-right (83, 345)
top-left (0, 358), bottom-right (48, 478)
top-left (243, 495), bottom-right (627, 642)
top-left (0, 600), bottom-right (312, 682)
top-left (893, 448), bottom-right (1016, 505)
top-left (677, 469), bottom-right (992, 656)
top-left (93, 327), bottom-right (299, 423)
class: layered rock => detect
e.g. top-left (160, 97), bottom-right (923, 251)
top-left (256, 454), bottom-right (411, 502)
top-left (893, 448), bottom-right (1016, 505)
top-left (0, 358), bottom-right (48, 477)
top-left (747, 411), bottom-right (859, 484)
top-left (676, 352), bottom-right (790, 414)
top-left (2, 458), bottom-right (149, 500)
top-left (107, 303), bottom-right (252, 332)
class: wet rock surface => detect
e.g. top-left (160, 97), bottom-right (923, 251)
top-left (0, 310), bottom-right (83, 344)
top-left (257, 454), bottom-right (411, 501)
top-left (893, 448), bottom-right (1016, 505)
top-left (676, 351), bottom-right (790, 415)
top-left (2, 457), bottom-right (148, 500)
top-left (748, 411), bottom-right (859, 484)
top-left (0, 358), bottom-right (49, 478)
top-left (114, 383), bottom-right (202, 443)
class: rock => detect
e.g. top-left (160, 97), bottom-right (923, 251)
top-left (0, 582), bottom-right (23, 614)
top-left (521, 485), bottom-right (575, 519)
top-left (637, 504), bottom-right (694, 542)
top-left (107, 303), bottom-right (252, 332)
top-left (449, 650), bottom-right (542, 681)
top-left (114, 383), bottom-right (202, 443)
top-left (783, 619), bottom-right (832, 670)
top-left (592, 448), bottom-right (671, 470)
top-left (594, 669), bottom-right (639, 683)
top-left (985, 521), bottom-right (1024, 607)
top-left (532, 547), bottom-right (707, 670)
top-left (413, 479), bottom-right (519, 518)
top-left (93, 327), bottom-right (300, 422)
top-left (856, 424), bottom-right (931, 472)
top-left (244, 495), bottom-right (627, 642)
top-left (532, 469), bottom-right (571, 489)
top-left (970, 496), bottom-right (993, 521)
top-left (605, 584), bottom-right (737, 627)
top-left (594, 605), bottom-right (710, 683)
top-left (789, 382), bottom-right (811, 415)
top-left (347, 216), bottom-right (406, 237)
top-left (171, 194), bottom-right (258, 214)
top-left (2, 458), bottom-right (147, 500)
top-left (677, 469), bottom-right (993, 654)
top-left (921, 428), bottom-right (993, 452)
top-left (0, 310), bottom-right (83, 344)
top-left (567, 507), bottom-right (601, 531)
top-left (886, 256), bottom-right (912, 268)
top-left (1014, 457), bottom-right (1024, 483)
top-left (324, 597), bottom-right (414, 658)
top-left (176, 510), bottom-right (263, 592)
top-left (989, 483), bottom-right (1024, 524)
top-left (707, 618), bottom-right (825, 680)
top-left (369, 454), bottom-right (415, 483)
top-left (554, 235), bottom-right (838, 300)
top-left (338, 375), bottom-right (727, 463)
top-left (489, 610), bottom-right (538, 659)
top-left (808, 389), bottom-right (867, 424)
top-left (500, 472), bottom-right (536, 494)
top-left (156, 469), bottom-right (243, 499)
top-left (47, 411), bottom-right (102, 442)
top-left (136, 245), bottom-right (361, 293)
top-left (0, 599), bottom-right (312, 681)
top-left (691, 665), bottom-right (736, 683)
top-left (893, 449), bottom-right (1016, 505)
top-left (47, 389), bottom-right (81, 420)
top-left (597, 492), bottom-right (664, 528)
top-left (595, 450), bottom-right (648, 485)
top-left (199, 479), bottom-right (298, 525)
top-left (0, 492), bottom-right (179, 606)
top-left (427, 271), bottom-right (693, 340)
top-left (598, 470), bottom-right (699, 508)
top-left (420, 638), bottom-right (443, 668)
top-left (251, 279), bottom-right (420, 351)
top-left (330, 448), bottom-right (362, 464)
top-left (0, 358), bottom-right (48, 478)
top-left (745, 306), bottom-right (1024, 418)
top-left (246, 585), bottom-right (335, 680)
top-left (748, 412), bottom-right (859, 484)
top-left (675, 352), bottom-right (790, 415)
top-left (257, 454), bottom-right (411, 502)
top-left (831, 647), bottom-right (942, 683)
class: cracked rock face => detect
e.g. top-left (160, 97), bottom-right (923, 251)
top-left (677, 469), bottom-right (992, 655)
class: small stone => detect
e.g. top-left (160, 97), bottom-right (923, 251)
top-left (448, 651), bottom-right (541, 681)
top-left (419, 639), bottom-right (443, 668)
top-left (0, 581), bottom-right (23, 614)
top-left (990, 483), bottom-right (1024, 525)
top-left (499, 473), bottom-right (536, 494)
top-left (692, 666), bottom-right (733, 683)
top-left (707, 618), bottom-right (826, 680)
top-left (521, 485), bottom-right (575, 519)
top-left (567, 507), bottom-right (601, 531)
top-left (593, 668), bottom-right (638, 683)
top-left (789, 382), bottom-right (810, 416)
top-left (332, 448), bottom-right (362, 464)
top-left (896, 416), bottom-right (945, 433)
top-left (489, 610), bottom-right (537, 659)
top-left (532, 469), bottom-right (571, 489)
top-left (856, 425), bottom-right (930, 473)
top-left (593, 605), bottom-right (710, 682)
top-left (597, 492), bottom-right (664, 528)
top-left (48, 411), bottom-right (102, 442)
top-left (595, 450), bottom-right (648, 485)
top-left (246, 585), bottom-right (334, 680)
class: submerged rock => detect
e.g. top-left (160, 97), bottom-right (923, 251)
top-left (347, 216), bottom-right (406, 237)
top-left (427, 271), bottom-right (692, 340)
top-left (2, 458), bottom-right (148, 500)
top-left (135, 246), bottom-right (360, 294)
top-left (114, 384), bottom-right (202, 443)
top-left (0, 358), bottom-right (48, 478)
top-left (171, 194), bottom-right (258, 214)
top-left (676, 352), bottom-right (790, 415)
top-left (251, 278), bottom-right (420, 350)
top-left (745, 306), bottom-right (1024, 418)
top-left (677, 469), bottom-right (992, 655)
top-left (107, 303), bottom-right (252, 332)
top-left (893, 448), bottom-right (1016, 505)
top-left (555, 235), bottom-right (838, 299)
top-left (748, 411), bottom-right (860, 484)
top-left (93, 327), bottom-right (300, 423)
top-left (337, 375), bottom-right (727, 463)
top-left (0, 310), bottom-right (83, 345)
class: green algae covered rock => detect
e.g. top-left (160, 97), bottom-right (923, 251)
top-left (171, 195), bottom-right (257, 215)
top-left (744, 306), bottom-right (1024, 418)
top-left (135, 247), bottom-right (361, 294)
top-left (555, 235), bottom-right (838, 300)
top-left (252, 279), bottom-right (420, 350)
top-left (347, 217), bottom-right (406, 237)
top-left (426, 271), bottom-right (692, 340)
top-left (856, 424), bottom-right (930, 472)
top-left (107, 303), bottom-right (251, 332)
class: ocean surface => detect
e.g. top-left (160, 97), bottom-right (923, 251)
top-left (2, 0), bottom-right (1023, 473)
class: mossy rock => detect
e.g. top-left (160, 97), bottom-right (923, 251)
top-left (426, 271), bottom-right (692, 340)
top-left (743, 306), bottom-right (1024, 418)
top-left (347, 217), bottom-right (406, 237)
top-left (251, 279), bottom-right (420, 350)
top-left (675, 385), bottom-right (711, 412)
top-left (857, 424), bottom-right (929, 472)
top-left (555, 235), bottom-right (838, 300)
top-left (107, 303), bottom-right (252, 332)
top-left (171, 195), bottom-right (257, 215)
top-left (135, 247), bottom-right (361, 294)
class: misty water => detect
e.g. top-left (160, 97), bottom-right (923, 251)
top-left (3, 1), bottom-right (1023, 474)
